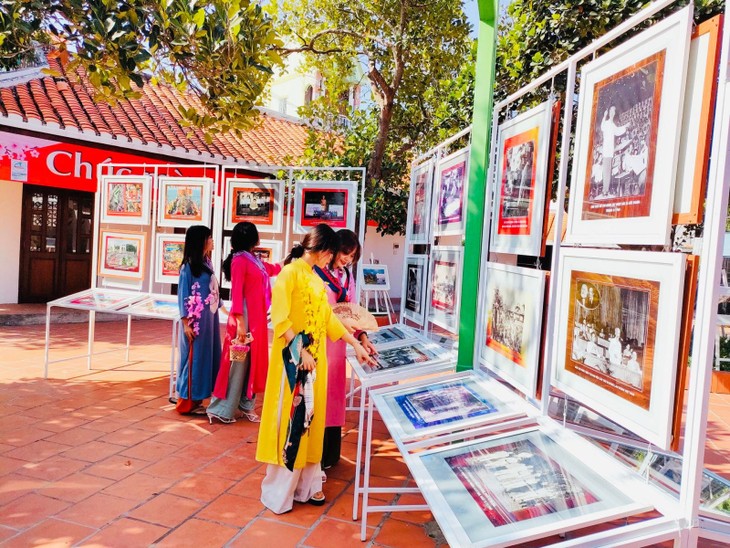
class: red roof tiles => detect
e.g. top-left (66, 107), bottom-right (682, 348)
top-left (0, 56), bottom-right (310, 166)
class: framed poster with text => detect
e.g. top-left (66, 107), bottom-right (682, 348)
top-left (434, 147), bottom-right (470, 237)
top-left (157, 176), bottom-right (212, 228)
top-left (154, 233), bottom-right (185, 284)
top-left (402, 255), bottom-right (428, 326)
top-left (225, 178), bottom-right (284, 232)
top-left (565, 7), bottom-right (692, 245)
top-left (552, 247), bottom-right (685, 449)
top-left (100, 174), bottom-right (152, 225)
top-left (293, 180), bottom-right (358, 234)
top-left (490, 100), bottom-right (553, 256)
top-left (428, 246), bottom-right (463, 333)
top-left (97, 229), bottom-right (147, 281)
top-left (407, 160), bottom-right (435, 243)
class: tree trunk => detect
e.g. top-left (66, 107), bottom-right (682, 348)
top-left (368, 99), bottom-right (394, 182)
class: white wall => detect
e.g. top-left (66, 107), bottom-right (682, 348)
top-left (0, 181), bottom-right (23, 303)
top-left (362, 226), bottom-right (405, 300)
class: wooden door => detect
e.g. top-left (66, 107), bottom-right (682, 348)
top-left (19, 186), bottom-right (94, 303)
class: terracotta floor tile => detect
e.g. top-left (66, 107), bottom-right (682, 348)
top-left (0, 472), bottom-right (49, 505)
top-left (369, 455), bottom-right (410, 480)
top-left (228, 518), bottom-right (307, 548)
top-left (83, 454), bottom-right (149, 480)
top-left (78, 517), bottom-right (168, 547)
top-left (389, 493), bottom-right (433, 524)
top-left (150, 423), bottom-right (213, 448)
top-left (15, 455), bottom-right (88, 482)
top-left (166, 474), bottom-right (236, 502)
top-left (196, 493), bottom-right (264, 527)
top-left (325, 492), bottom-right (382, 528)
top-left (305, 516), bottom-right (376, 547)
top-left (98, 427), bottom-right (156, 447)
top-left (102, 472), bottom-right (174, 501)
top-left (372, 516), bottom-right (436, 548)
top-left (227, 469), bottom-right (265, 500)
top-left (139, 454), bottom-right (202, 479)
top-left (128, 493), bottom-right (203, 528)
top-left (321, 476), bottom-right (349, 502)
top-left (0, 493), bottom-right (70, 529)
top-left (155, 517), bottom-right (238, 547)
top-left (0, 455), bottom-right (25, 475)
top-left (199, 454), bottom-right (259, 481)
top-left (56, 493), bottom-right (138, 528)
top-left (60, 440), bottom-right (126, 463)
top-left (44, 427), bottom-right (103, 447)
top-left (4, 440), bottom-right (68, 463)
top-left (119, 440), bottom-right (178, 461)
top-left (35, 415), bottom-right (90, 433)
top-left (40, 472), bottom-right (115, 503)
top-left (268, 499), bottom-right (328, 528)
top-left (0, 525), bottom-right (17, 543)
top-left (79, 417), bottom-right (129, 433)
top-left (3, 426), bottom-right (51, 447)
top-left (2, 517), bottom-right (95, 548)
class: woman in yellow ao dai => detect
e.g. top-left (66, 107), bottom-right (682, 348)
top-left (256, 224), bottom-right (373, 514)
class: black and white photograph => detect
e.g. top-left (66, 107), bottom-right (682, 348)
top-left (486, 288), bottom-right (525, 364)
top-left (501, 140), bottom-right (535, 219)
top-left (373, 344), bottom-right (434, 371)
top-left (406, 265), bottom-right (422, 314)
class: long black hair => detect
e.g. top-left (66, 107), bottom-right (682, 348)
top-left (222, 222), bottom-right (260, 281)
top-left (181, 225), bottom-right (212, 278)
top-left (284, 223), bottom-right (338, 265)
top-left (328, 229), bottom-right (361, 270)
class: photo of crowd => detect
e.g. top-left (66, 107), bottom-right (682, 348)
top-left (486, 287), bottom-right (526, 365)
top-left (500, 139), bottom-right (535, 221)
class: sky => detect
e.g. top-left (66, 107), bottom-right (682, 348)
top-left (464, 0), bottom-right (481, 37)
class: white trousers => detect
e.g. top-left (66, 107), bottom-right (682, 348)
top-left (260, 462), bottom-right (323, 514)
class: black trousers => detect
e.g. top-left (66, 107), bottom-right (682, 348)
top-left (321, 426), bottom-right (341, 469)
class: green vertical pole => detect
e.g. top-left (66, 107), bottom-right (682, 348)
top-left (457, 0), bottom-right (499, 371)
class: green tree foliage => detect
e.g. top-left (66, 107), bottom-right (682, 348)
top-left (274, 0), bottom-right (473, 234)
top-left (0, 0), bottom-right (282, 136)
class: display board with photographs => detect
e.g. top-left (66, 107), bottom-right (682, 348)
top-left (428, 246), bottom-right (463, 333)
top-left (225, 178), bottom-right (284, 232)
top-left (408, 424), bottom-right (653, 548)
top-left (361, 264), bottom-right (390, 291)
top-left (154, 233), bottom-right (185, 284)
top-left (121, 294), bottom-right (179, 320)
top-left (52, 288), bottom-right (143, 312)
top-left (673, 16), bottom-right (722, 224)
top-left (100, 175), bottom-right (152, 225)
top-left (359, 338), bottom-right (452, 375)
top-left (402, 255), bottom-right (429, 326)
top-left (491, 100), bottom-right (554, 256)
top-left (219, 237), bottom-right (283, 290)
top-left (293, 180), bottom-right (358, 234)
top-left (407, 160), bottom-right (435, 243)
top-left (372, 371), bottom-right (528, 443)
top-left (552, 247), bottom-right (686, 449)
top-left (157, 176), bottom-right (213, 228)
top-left (565, 7), bottom-right (692, 245)
top-left (479, 262), bottom-right (547, 398)
top-left (365, 324), bottom-right (421, 347)
top-left (97, 229), bottom-right (147, 281)
top-left (435, 147), bottom-right (470, 236)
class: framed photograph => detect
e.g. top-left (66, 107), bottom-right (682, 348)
top-left (366, 324), bottom-right (420, 347)
top-left (57, 288), bottom-right (142, 311)
top-left (408, 424), bottom-right (653, 548)
top-left (372, 371), bottom-right (527, 443)
top-left (100, 175), bottom-right (151, 225)
top-left (225, 178), bottom-right (284, 232)
top-left (552, 247), bottom-right (686, 449)
top-left (565, 7), bottom-right (692, 245)
top-left (363, 339), bottom-right (452, 374)
top-left (157, 176), bottom-right (212, 228)
top-left (402, 255), bottom-right (428, 325)
top-left (428, 246), bottom-right (463, 333)
top-left (122, 294), bottom-right (179, 320)
top-left (361, 264), bottom-right (390, 291)
top-left (673, 15), bottom-right (722, 225)
top-left (435, 147), bottom-right (470, 236)
top-left (490, 100), bottom-right (553, 256)
top-left (97, 229), bottom-right (147, 281)
top-left (407, 160), bottom-right (434, 243)
top-left (154, 233), bottom-right (185, 284)
top-left (293, 180), bottom-right (358, 234)
top-left (479, 263), bottom-right (547, 398)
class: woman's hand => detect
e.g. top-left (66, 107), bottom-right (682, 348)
top-left (352, 341), bottom-right (377, 367)
top-left (234, 332), bottom-right (254, 345)
top-left (359, 335), bottom-right (378, 356)
top-left (300, 347), bottom-right (317, 371)
top-left (183, 320), bottom-right (195, 342)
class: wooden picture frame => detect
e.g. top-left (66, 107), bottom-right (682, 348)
top-left (100, 174), bottom-right (152, 225)
top-left (157, 176), bottom-right (212, 228)
top-left (97, 229), bottom-right (147, 281)
top-left (225, 178), bottom-right (284, 232)
top-left (565, 7), bottom-right (693, 245)
top-left (552, 247), bottom-right (686, 449)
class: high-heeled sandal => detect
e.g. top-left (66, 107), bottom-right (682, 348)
top-left (236, 410), bottom-right (261, 423)
top-left (207, 412), bottom-right (235, 424)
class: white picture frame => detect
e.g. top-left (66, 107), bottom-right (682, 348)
top-left (292, 180), bottom-right (358, 234)
top-left (434, 147), bottom-right (470, 237)
top-left (407, 160), bottom-right (435, 244)
top-left (402, 254), bottom-right (428, 326)
top-left (154, 233), bottom-right (185, 284)
top-left (97, 229), bottom-right (147, 281)
top-left (428, 246), bottom-right (463, 333)
top-left (224, 178), bottom-right (284, 232)
top-left (53, 288), bottom-right (143, 312)
top-left (362, 338), bottom-right (453, 375)
top-left (551, 247), bottom-right (686, 449)
top-left (157, 176), bottom-right (213, 228)
top-left (220, 237), bottom-right (283, 290)
top-left (122, 294), bottom-right (180, 320)
top-left (365, 324), bottom-right (421, 347)
top-left (361, 263), bottom-right (390, 291)
top-left (99, 174), bottom-right (152, 225)
top-left (565, 6), bottom-right (693, 246)
top-left (478, 262), bottom-right (547, 398)
top-left (490, 100), bottom-right (553, 256)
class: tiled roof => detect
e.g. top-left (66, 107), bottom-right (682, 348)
top-left (0, 55), bottom-right (310, 167)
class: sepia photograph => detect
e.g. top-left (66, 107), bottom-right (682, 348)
top-left (233, 188), bottom-right (273, 223)
top-left (429, 247), bottom-right (462, 333)
top-left (499, 137), bottom-right (536, 226)
top-left (486, 288), bottom-right (526, 366)
top-left (373, 343), bottom-right (434, 371)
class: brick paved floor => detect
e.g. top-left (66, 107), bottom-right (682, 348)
top-left (1, 319), bottom-right (729, 547)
